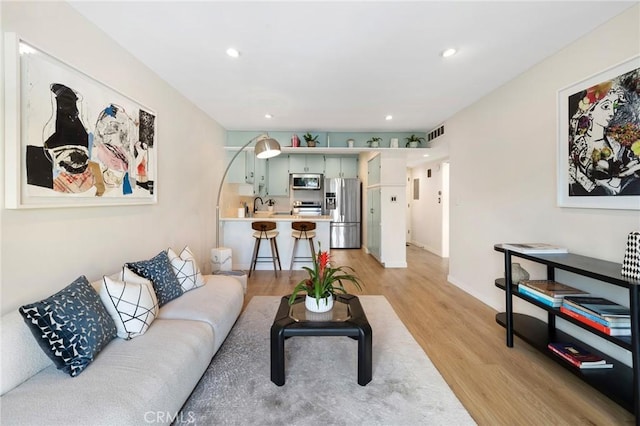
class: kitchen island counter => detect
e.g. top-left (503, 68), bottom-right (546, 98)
top-left (219, 215), bottom-right (331, 271)
top-left (221, 214), bottom-right (332, 222)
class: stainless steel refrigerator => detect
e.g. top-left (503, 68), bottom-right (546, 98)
top-left (324, 178), bottom-right (361, 249)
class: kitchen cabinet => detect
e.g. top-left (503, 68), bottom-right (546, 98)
top-left (289, 154), bottom-right (325, 174)
top-left (267, 155), bottom-right (290, 196)
top-left (224, 151), bottom-right (247, 184)
top-left (325, 155), bottom-right (358, 178)
top-left (254, 157), bottom-right (267, 196)
top-left (367, 187), bottom-right (381, 261)
top-left (367, 154), bottom-right (381, 185)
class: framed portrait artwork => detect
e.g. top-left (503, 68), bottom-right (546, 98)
top-left (557, 55), bottom-right (640, 210)
top-left (4, 33), bottom-right (157, 208)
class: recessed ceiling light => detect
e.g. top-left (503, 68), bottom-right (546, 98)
top-left (423, 154), bottom-right (430, 157)
top-left (265, 113), bottom-right (273, 119)
top-left (441, 48), bottom-right (457, 58)
top-left (226, 48), bottom-right (240, 58)
top-left (385, 115), bottom-right (393, 121)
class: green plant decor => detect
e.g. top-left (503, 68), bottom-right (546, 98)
top-left (366, 137), bottom-right (382, 147)
top-left (266, 198), bottom-right (275, 206)
top-left (405, 134), bottom-right (426, 147)
top-left (288, 242), bottom-right (363, 307)
top-left (303, 132), bottom-right (319, 143)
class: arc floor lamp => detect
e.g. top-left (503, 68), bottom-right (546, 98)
top-left (215, 134), bottom-right (281, 248)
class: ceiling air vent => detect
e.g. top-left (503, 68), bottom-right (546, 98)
top-left (427, 125), bottom-right (444, 142)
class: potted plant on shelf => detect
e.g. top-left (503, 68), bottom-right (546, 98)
top-left (266, 198), bottom-right (275, 212)
top-left (303, 132), bottom-right (319, 147)
top-left (405, 134), bottom-right (426, 148)
top-left (366, 137), bottom-right (382, 148)
top-left (288, 243), bottom-right (363, 313)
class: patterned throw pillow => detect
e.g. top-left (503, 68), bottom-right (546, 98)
top-left (167, 246), bottom-right (206, 292)
top-left (126, 251), bottom-right (183, 306)
top-left (99, 268), bottom-right (159, 339)
top-left (19, 276), bottom-right (117, 377)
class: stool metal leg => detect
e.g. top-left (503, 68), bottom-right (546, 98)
top-left (268, 237), bottom-right (280, 277)
top-left (289, 237), bottom-right (299, 271)
top-left (273, 238), bottom-right (282, 271)
top-left (249, 237), bottom-right (261, 277)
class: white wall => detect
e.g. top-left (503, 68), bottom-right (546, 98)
top-left (0, 2), bottom-right (226, 314)
top-left (447, 5), bottom-right (640, 364)
top-left (409, 159), bottom-right (448, 256)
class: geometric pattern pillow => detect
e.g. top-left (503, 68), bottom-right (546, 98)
top-left (167, 246), bottom-right (206, 292)
top-left (18, 275), bottom-right (117, 377)
top-left (99, 273), bottom-right (159, 340)
top-left (126, 250), bottom-right (183, 307)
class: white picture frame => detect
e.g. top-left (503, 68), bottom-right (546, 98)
top-left (4, 33), bottom-right (158, 209)
top-left (557, 55), bottom-right (640, 210)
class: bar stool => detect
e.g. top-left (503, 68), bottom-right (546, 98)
top-left (290, 221), bottom-right (317, 271)
top-left (249, 221), bottom-right (281, 277)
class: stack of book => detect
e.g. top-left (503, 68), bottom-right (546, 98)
top-left (517, 280), bottom-right (589, 308)
top-left (561, 296), bottom-right (631, 336)
top-left (547, 342), bottom-right (613, 369)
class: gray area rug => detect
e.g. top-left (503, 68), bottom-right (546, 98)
top-left (178, 296), bottom-right (475, 425)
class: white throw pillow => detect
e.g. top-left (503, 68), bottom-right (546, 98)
top-left (99, 271), bottom-right (159, 340)
top-left (167, 246), bottom-right (206, 292)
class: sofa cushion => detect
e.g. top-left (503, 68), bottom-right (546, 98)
top-left (126, 251), bottom-right (183, 306)
top-left (0, 319), bottom-right (215, 425)
top-left (167, 246), bottom-right (205, 292)
top-left (158, 274), bottom-right (243, 352)
top-left (99, 273), bottom-right (159, 340)
top-left (0, 311), bottom-right (53, 396)
top-left (18, 276), bottom-right (117, 377)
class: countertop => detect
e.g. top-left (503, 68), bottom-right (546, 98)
top-left (221, 213), bottom-right (332, 222)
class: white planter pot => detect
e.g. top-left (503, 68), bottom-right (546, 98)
top-left (305, 294), bottom-right (334, 313)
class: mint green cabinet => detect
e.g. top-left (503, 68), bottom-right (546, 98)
top-left (367, 187), bottom-right (381, 260)
top-left (267, 155), bottom-right (290, 196)
top-left (325, 155), bottom-right (358, 178)
top-left (367, 154), bottom-right (381, 185)
top-left (254, 157), bottom-right (267, 196)
top-left (224, 151), bottom-right (247, 184)
top-left (289, 154), bottom-right (325, 174)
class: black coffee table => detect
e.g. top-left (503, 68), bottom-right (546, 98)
top-left (270, 293), bottom-right (372, 386)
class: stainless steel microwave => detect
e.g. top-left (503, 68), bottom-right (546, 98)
top-left (291, 174), bottom-right (322, 190)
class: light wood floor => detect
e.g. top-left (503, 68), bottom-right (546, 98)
top-left (245, 245), bottom-right (634, 425)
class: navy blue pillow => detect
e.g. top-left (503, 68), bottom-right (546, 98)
top-left (19, 276), bottom-right (117, 377)
top-left (126, 250), bottom-right (183, 306)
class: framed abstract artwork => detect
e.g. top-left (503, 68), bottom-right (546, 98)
top-left (4, 33), bottom-right (157, 208)
top-left (557, 55), bottom-right (640, 210)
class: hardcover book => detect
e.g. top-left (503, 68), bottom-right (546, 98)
top-left (517, 284), bottom-right (560, 307)
top-left (561, 303), bottom-right (631, 327)
top-left (519, 280), bottom-right (588, 298)
top-left (501, 243), bottom-right (568, 254)
top-left (560, 307), bottom-right (631, 336)
top-left (563, 296), bottom-right (630, 319)
top-left (547, 342), bottom-right (612, 369)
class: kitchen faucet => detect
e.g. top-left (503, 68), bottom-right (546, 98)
top-left (253, 197), bottom-right (264, 213)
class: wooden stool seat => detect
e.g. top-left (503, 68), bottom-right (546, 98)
top-left (290, 221), bottom-right (317, 271)
top-left (249, 221), bottom-right (281, 277)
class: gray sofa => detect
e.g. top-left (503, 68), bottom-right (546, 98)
top-left (0, 273), bottom-right (244, 425)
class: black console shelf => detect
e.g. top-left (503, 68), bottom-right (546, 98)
top-left (494, 245), bottom-right (639, 423)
